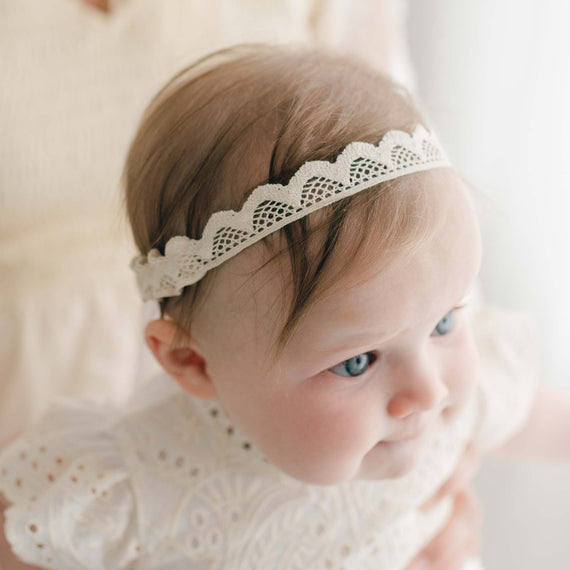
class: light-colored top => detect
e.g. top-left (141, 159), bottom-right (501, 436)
top-left (0, 306), bottom-right (538, 569)
top-left (0, 0), bottom-right (412, 444)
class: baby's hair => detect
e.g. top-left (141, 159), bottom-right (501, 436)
top-left (124, 44), bottom-right (440, 356)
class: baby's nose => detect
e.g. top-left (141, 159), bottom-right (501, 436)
top-left (386, 362), bottom-right (449, 419)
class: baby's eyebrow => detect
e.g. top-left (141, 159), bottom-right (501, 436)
top-left (311, 327), bottom-right (392, 355)
top-left (310, 291), bottom-right (474, 355)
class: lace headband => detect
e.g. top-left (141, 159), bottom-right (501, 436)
top-left (130, 125), bottom-right (450, 301)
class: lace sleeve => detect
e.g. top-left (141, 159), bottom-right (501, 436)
top-left (0, 402), bottom-right (142, 570)
top-left (470, 305), bottom-right (541, 450)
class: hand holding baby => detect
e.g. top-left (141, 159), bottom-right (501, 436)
top-left (407, 444), bottom-right (483, 569)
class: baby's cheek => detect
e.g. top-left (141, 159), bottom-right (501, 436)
top-left (286, 399), bottom-right (354, 453)
top-left (456, 331), bottom-right (480, 399)
top-left (271, 393), bottom-right (370, 484)
top-left (445, 328), bottom-right (480, 417)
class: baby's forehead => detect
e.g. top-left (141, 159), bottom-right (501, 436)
top-left (199, 168), bottom-right (479, 341)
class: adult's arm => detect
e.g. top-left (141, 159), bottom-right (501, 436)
top-left (492, 383), bottom-right (570, 460)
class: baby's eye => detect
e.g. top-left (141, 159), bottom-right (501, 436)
top-left (431, 311), bottom-right (455, 337)
top-left (328, 353), bottom-right (376, 377)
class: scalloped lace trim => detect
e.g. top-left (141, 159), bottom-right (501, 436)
top-left (130, 126), bottom-right (450, 300)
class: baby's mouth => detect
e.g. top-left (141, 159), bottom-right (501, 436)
top-left (376, 434), bottom-right (422, 446)
top-left (379, 416), bottom-right (440, 445)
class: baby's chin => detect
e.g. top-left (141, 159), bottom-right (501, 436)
top-left (269, 455), bottom-right (375, 487)
top-left (358, 455), bottom-right (422, 481)
top-left (281, 453), bottom-right (426, 486)
top-left (357, 434), bottom-right (435, 481)
top-left (277, 463), bottom-right (362, 487)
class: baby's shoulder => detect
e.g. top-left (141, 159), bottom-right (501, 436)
top-left (0, 374), bottom-right (220, 500)
top-left (0, 375), bottom-right (215, 569)
top-left (0, 399), bottom-right (138, 568)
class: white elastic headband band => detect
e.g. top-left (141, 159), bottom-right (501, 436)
top-left (130, 125), bottom-right (450, 301)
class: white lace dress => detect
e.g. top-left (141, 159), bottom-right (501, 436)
top-left (0, 307), bottom-right (538, 570)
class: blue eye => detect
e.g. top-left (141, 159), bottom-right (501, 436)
top-left (329, 353), bottom-right (375, 377)
top-left (432, 311), bottom-right (455, 336)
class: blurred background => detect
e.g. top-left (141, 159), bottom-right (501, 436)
top-left (1, 1), bottom-right (569, 568)
top-left (408, 1), bottom-right (570, 568)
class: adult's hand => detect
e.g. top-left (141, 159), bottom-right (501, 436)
top-left (406, 444), bottom-right (483, 570)
top-left (407, 487), bottom-right (483, 570)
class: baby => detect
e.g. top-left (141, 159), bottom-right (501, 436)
top-left (1, 44), bottom-right (569, 570)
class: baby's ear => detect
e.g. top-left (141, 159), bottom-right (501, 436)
top-left (144, 319), bottom-right (217, 399)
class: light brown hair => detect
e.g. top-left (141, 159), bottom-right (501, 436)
top-left (124, 44), bottom-right (438, 355)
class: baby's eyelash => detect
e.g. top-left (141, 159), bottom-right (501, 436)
top-left (452, 304), bottom-right (467, 311)
top-left (456, 290), bottom-right (473, 307)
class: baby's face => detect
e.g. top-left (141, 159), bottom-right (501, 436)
top-left (193, 170), bottom-right (482, 485)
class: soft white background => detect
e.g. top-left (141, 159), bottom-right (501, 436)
top-left (407, 1), bottom-right (570, 568)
